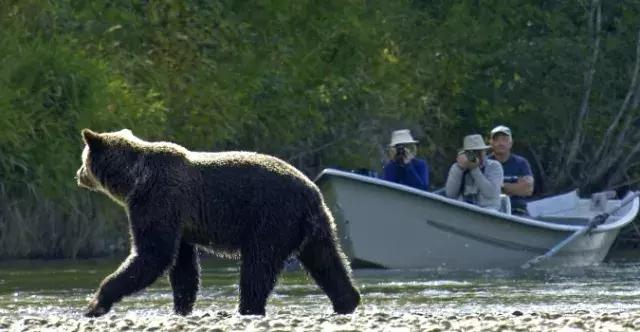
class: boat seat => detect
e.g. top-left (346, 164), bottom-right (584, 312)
top-left (526, 190), bottom-right (579, 218)
top-left (590, 190), bottom-right (616, 211)
top-left (499, 194), bottom-right (512, 215)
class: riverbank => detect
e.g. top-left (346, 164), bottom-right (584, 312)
top-left (3, 260), bottom-right (640, 331)
top-left (5, 307), bottom-right (640, 331)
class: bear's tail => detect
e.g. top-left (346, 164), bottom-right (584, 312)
top-left (298, 200), bottom-right (360, 314)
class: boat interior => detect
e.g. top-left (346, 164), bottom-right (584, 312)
top-left (526, 190), bottom-right (632, 226)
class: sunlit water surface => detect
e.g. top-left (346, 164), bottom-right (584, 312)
top-left (1, 258), bottom-right (640, 319)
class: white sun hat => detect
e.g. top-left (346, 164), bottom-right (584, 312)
top-left (462, 134), bottom-right (491, 150)
top-left (389, 129), bottom-right (419, 146)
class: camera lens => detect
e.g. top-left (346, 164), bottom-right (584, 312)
top-left (465, 150), bottom-right (477, 163)
top-left (395, 145), bottom-right (405, 161)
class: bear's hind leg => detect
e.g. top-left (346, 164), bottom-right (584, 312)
top-left (170, 242), bottom-right (200, 316)
top-left (297, 235), bottom-right (361, 314)
top-left (238, 243), bottom-right (288, 316)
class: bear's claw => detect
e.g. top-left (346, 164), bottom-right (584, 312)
top-left (332, 290), bottom-right (361, 314)
top-left (84, 299), bottom-right (110, 318)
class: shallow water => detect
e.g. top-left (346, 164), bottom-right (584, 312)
top-left (1, 258), bottom-right (640, 320)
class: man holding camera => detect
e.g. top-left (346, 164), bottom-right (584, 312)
top-left (488, 125), bottom-right (534, 214)
top-left (445, 134), bottom-right (503, 210)
top-left (382, 129), bottom-right (429, 191)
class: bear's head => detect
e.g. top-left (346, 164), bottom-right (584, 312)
top-left (76, 128), bottom-right (145, 204)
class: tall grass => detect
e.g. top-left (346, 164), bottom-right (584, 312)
top-left (0, 23), bottom-right (165, 259)
top-left (0, 186), bottom-right (128, 259)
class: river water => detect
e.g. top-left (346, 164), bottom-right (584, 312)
top-left (1, 258), bottom-right (640, 331)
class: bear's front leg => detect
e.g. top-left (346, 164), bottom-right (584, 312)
top-left (86, 207), bottom-right (181, 317)
top-left (169, 242), bottom-right (200, 316)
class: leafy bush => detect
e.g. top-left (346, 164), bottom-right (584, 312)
top-left (0, 0), bottom-right (639, 257)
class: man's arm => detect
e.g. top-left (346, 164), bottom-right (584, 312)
top-left (503, 176), bottom-right (534, 197)
top-left (445, 164), bottom-right (464, 198)
top-left (503, 157), bottom-right (534, 196)
top-left (382, 161), bottom-right (397, 182)
top-left (469, 162), bottom-right (502, 200)
top-left (403, 160), bottom-right (428, 190)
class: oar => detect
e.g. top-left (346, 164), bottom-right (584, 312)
top-left (521, 191), bottom-right (640, 269)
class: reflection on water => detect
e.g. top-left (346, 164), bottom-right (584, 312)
top-left (1, 258), bottom-right (640, 318)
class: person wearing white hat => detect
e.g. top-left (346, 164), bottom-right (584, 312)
top-left (488, 125), bottom-right (534, 213)
top-left (445, 134), bottom-right (503, 210)
top-left (381, 129), bottom-right (429, 190)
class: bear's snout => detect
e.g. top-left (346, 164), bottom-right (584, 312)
top-left (76, 165), bottom-right (98, 189)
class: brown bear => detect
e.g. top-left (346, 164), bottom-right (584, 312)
top-left (76, 129), bottom-right (360, 317)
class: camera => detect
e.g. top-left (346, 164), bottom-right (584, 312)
top-left (394, 145), bottom-right (406, 162)
top-left (465, 150), bottom-right (478, 163)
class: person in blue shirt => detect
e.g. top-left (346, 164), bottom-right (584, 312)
top-left (382, 129), bottom-right (429, 191)
top-left (488, 125), bottom-right (534, 214)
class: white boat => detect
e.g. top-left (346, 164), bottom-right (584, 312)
top-left (315, 169), bottom-right (639, 269)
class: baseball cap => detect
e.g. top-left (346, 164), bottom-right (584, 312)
top-left (490, 125), bottom-right (512, 138)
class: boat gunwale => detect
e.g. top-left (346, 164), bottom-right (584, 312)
top-left (315, 168), bottom-right (639, 233)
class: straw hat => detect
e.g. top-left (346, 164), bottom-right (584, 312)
top-left (389, 129), bottom-right (418, 146)
top-left (462, 134), bottom-right (490, 150)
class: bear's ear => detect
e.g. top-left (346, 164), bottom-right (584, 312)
top-left (119, 128), bottom-right (134, 137)
top-left (81, 129), bottom-right (105, 148)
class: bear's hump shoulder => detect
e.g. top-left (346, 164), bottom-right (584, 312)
top-left (186, 151), bottom-right (292, 169)
top-left (186, 150), bottom-right (260, 164)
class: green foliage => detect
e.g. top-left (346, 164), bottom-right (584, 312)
top-left (0, 31), bottom-right (167, 196)
top-left (0, 0), bottom-right (639, 257)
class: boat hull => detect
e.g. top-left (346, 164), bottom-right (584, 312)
top-left (316, 170), bottom-right (637, 269)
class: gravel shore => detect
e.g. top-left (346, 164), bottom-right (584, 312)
top-left (5, 307), bottom-right (640, 331)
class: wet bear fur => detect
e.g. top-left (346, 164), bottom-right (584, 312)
top-left (76, 129), bottom-right (360, 317)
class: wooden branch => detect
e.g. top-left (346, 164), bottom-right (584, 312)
top-left (628, 160), bottom-right (640, 170)
top-left (543, 142), bottom-right (572, 193)
top-left (598, 136), bottom-right (640, 189)
top-left (285, 124), bottom-right (377, 163)
top-left (617, 139), bottom-right (640, 174)
top-left (633, 57), bottom-right (640, 109)
top-left (526, 144), bottom-right (547, 187)
top-left (587, 26), bottom-right (640, 185)
top-left (288, 139), bottom-right (342, 162)
top-left (597, 27), bottom-right (640, 162)
top-left (565, 0), bottom-right (601, 166)
top-left (592, 27), bottom-right (640, 162)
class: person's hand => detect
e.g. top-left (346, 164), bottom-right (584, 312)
top-left (403, 149), bottom-right (415, 164)
top-left (456, 152), bottom-right (479, 170)
top-left (517, 176), bottom-right (534, 195)
top-left (456, 152), bottom-right (468, 169)
top-left (467, 156), bottom-right (480, 169)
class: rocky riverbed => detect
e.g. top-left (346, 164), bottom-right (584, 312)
top-left (3, 260), bottom-right (640, 331)
top-left (5, 307), bottom-right (640, 331)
